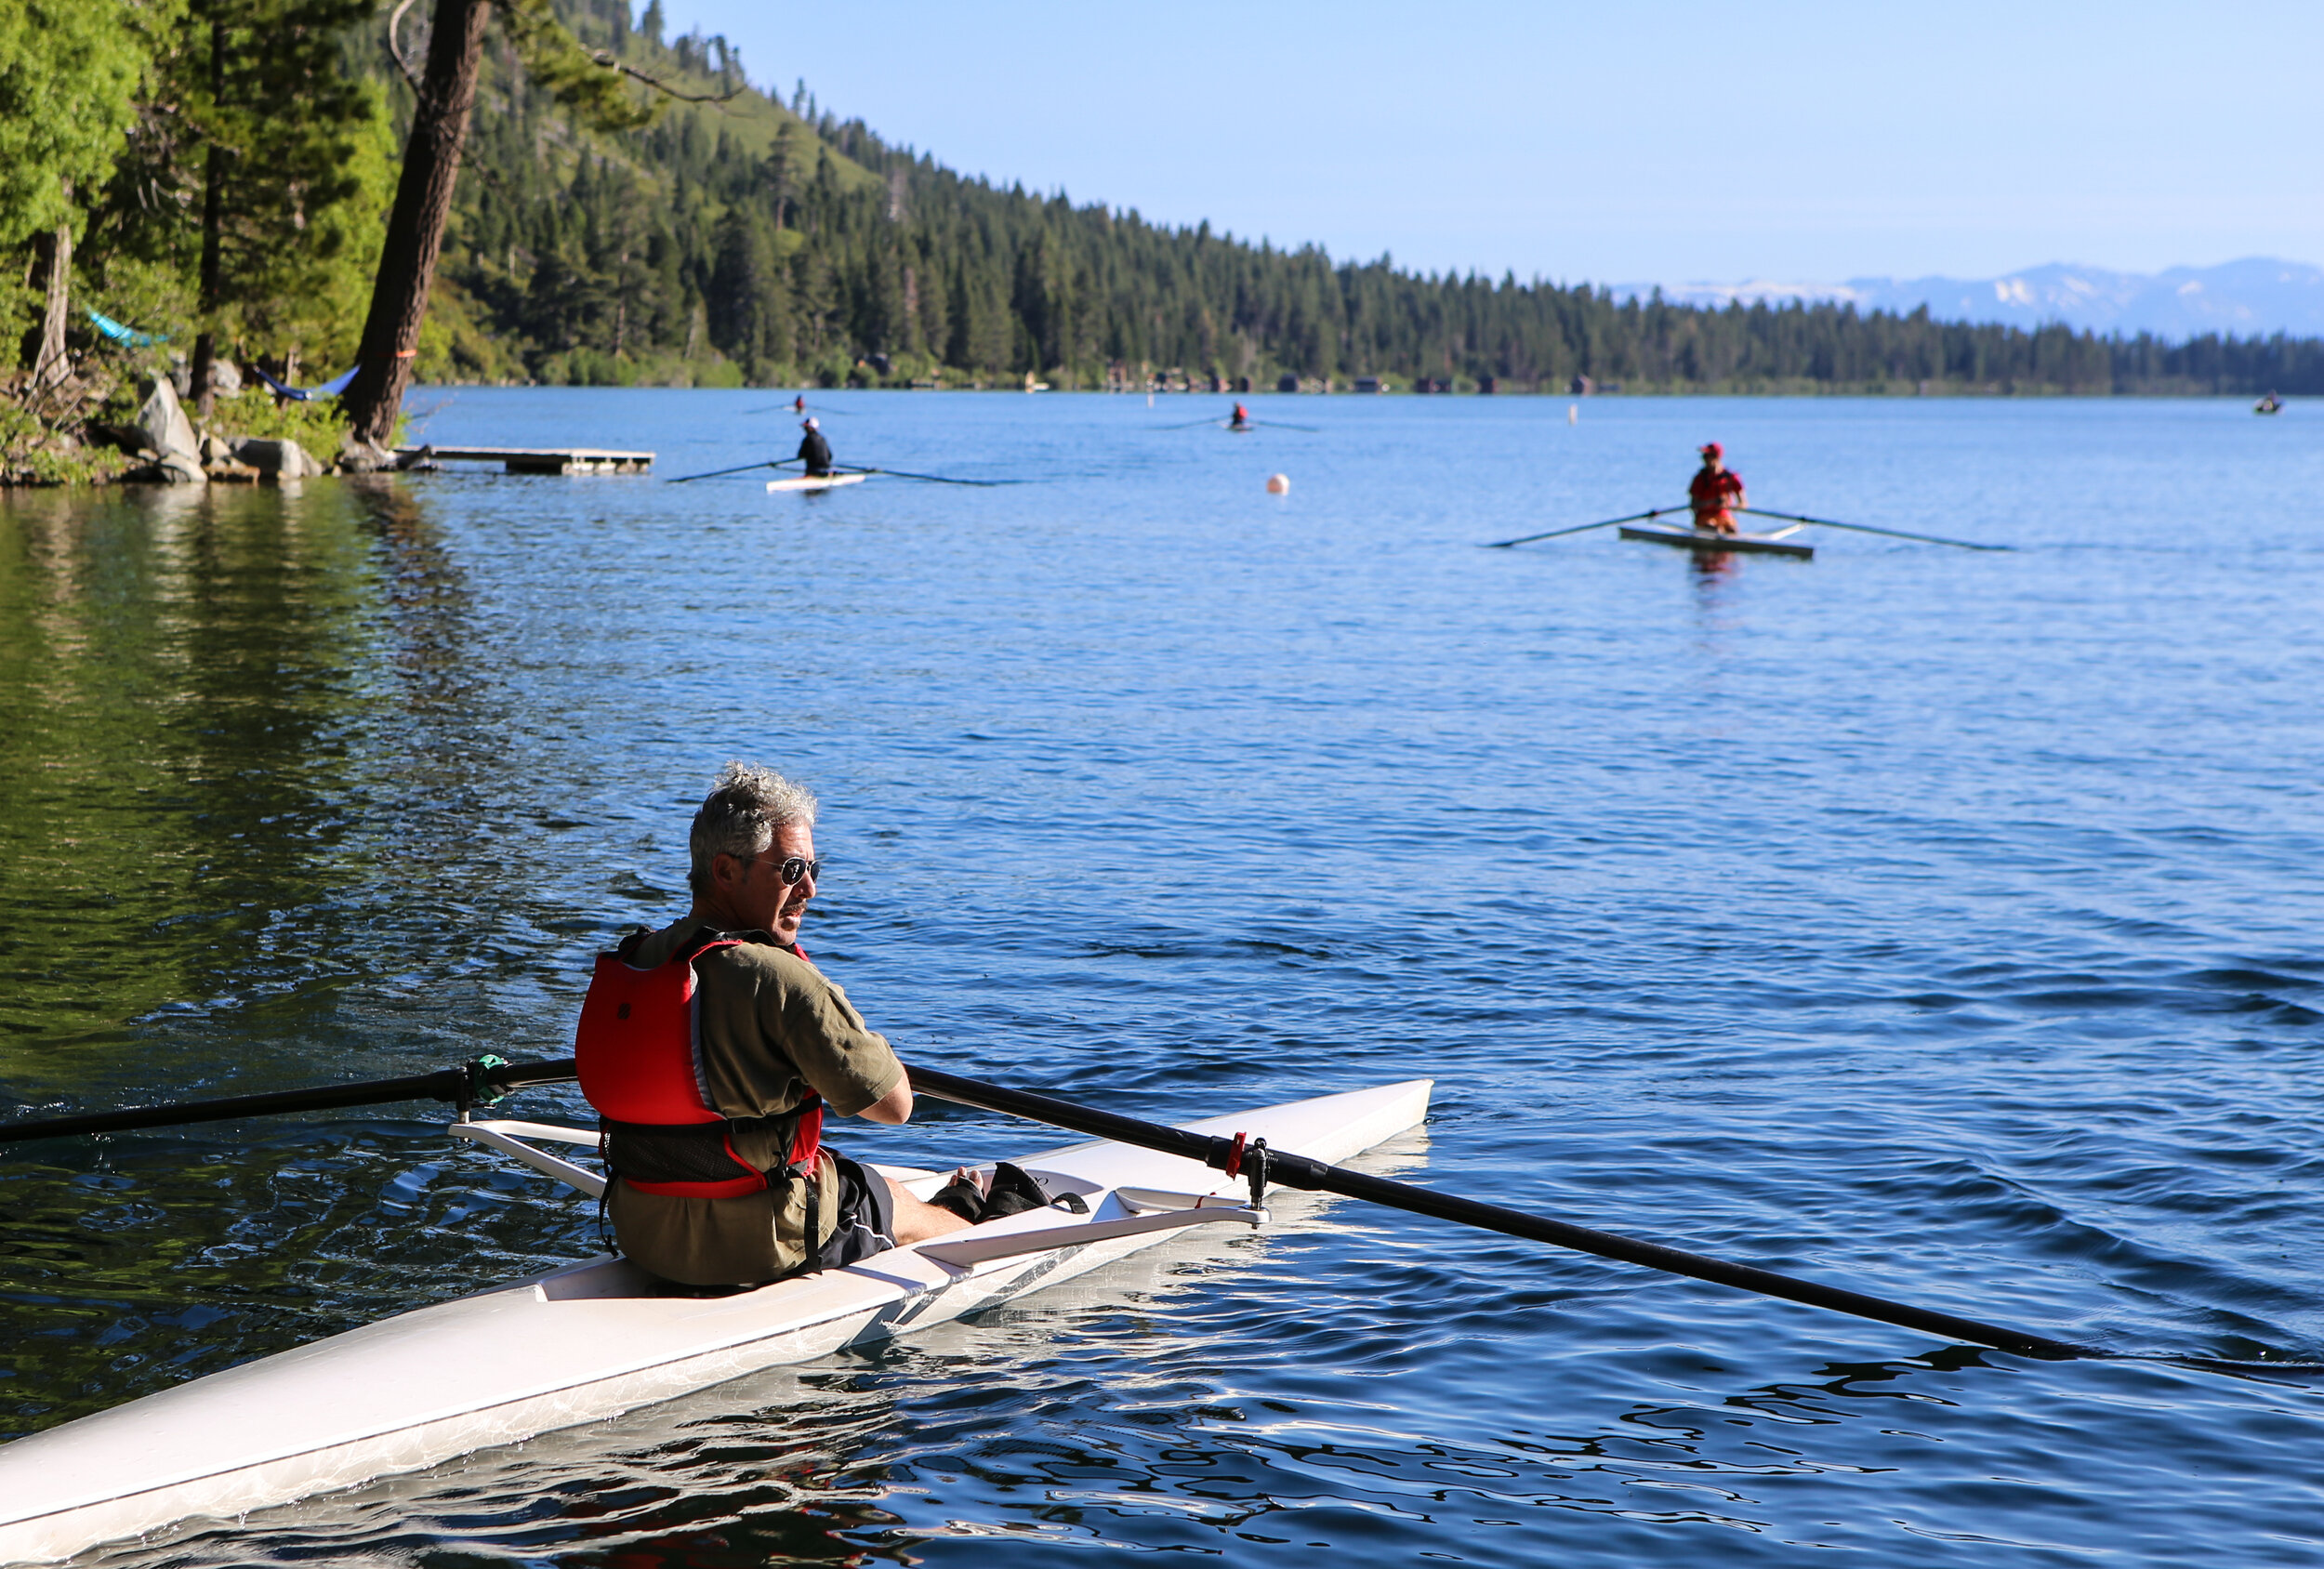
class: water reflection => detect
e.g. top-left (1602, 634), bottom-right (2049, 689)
top-left (1688, 547), bottom-right (1741, 583)
top-left (0, 487), bottom-right (390, 1088)
top-left (346, 475), bottom-right (483, 719)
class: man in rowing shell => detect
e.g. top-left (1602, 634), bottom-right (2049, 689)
top-left (1230, 402), bottom-right (1251, 431)
top-left (1689, 442), bottom-right (1746, 534)
top-left (797, 417), bottom-right (834, 478)
top-left (576, 765), bottom-right (1050, 1287)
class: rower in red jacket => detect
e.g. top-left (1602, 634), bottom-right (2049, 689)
top-left (1689, 442), bottom-right (1746, 534)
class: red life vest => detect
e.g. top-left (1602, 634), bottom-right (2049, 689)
top-left (1690, 467), bottom-right (1744, 527)
top-left (575, 930), bottom-right (824, 1199)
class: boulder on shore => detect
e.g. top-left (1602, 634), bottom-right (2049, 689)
top-left (336, 435), bottom-right (396, 473)
top-left (136, 376), bottom-right (201, 469)
top-left (124, 452), bottom-right (206, 485)
top-left (231, 437), bottom-right (325, 480)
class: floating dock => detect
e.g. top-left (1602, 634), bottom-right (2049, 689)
top-left (394, 445), bottom-right (653, 475)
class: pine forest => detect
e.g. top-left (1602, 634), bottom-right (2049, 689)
top-left (6, 0), bottom-right (2319, 460)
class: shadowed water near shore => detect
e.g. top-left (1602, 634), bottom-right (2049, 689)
top-left (4, 391), bottom-right (2323, 1565)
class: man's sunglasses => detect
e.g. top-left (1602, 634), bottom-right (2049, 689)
top-left (743, 853), bottom-right (821, 886)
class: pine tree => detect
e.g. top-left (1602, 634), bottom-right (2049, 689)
top-left (159, 0), bottom-right (385, 413)
top-left (0, 0), bottom-right (160, 384)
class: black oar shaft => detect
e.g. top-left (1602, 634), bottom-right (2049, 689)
top-left (667, 458), bottom-right (789, 484)
top-left (1312, 1162), bottom-right (2092, 1359)
top-left (832, 464), bottom-right (1005, 487)
top-left (906, 1066), bottom-right (2099, 1362)
top-left (0, 1058), bottom-right (578, 1143)
top-left (1485, 507), bottom-right (1685, 549)
top-left (1735, 508), bottom-right (2009, 551)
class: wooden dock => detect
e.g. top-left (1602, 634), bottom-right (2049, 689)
top-left (394, 445), bottom-right (653, 475)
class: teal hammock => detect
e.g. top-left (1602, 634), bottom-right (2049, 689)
top-left (86, 310), bottom-right (165, 348)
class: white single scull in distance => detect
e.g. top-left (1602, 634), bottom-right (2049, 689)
top-left (766, 472), bottom-right (869, 492)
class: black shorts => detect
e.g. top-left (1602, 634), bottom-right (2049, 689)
top-left (807, 1152), bottom-right (897, 1272)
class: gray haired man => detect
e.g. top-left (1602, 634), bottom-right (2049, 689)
top-left (574, 762), bottom-right (973, 1286)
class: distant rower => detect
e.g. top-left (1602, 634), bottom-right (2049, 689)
top-left (792, 394), bottom-right (808, 414)
top-left (1230, 402), bottom-right (1251, 431)
top-left (799, 417), bottom-right (833, 477)
top-left (1690, 442), bottom-right (1746, 534)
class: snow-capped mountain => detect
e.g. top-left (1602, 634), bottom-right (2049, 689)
top-left (1613, 258), bottom-right (2324, 340)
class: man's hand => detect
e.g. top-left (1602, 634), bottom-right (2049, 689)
top-left (857, 1074), bottom-right (915, 1125)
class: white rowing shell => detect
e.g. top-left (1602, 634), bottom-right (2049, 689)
top-left (0, 1080), bottom-right (1431, 1562)
top-left (766, 472), bottom-right (869, 492)
top-left (1618, 521), bottom-right (1816, 559)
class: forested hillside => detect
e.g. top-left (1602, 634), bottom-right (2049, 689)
top-left (408, 0), bottom-right (2321, 395)
top-left (10, 0), bottom-right (2323, 410)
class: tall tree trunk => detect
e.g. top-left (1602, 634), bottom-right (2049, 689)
top-left (341, 0), bottom-right (493, 445)
top-left (190, 22), bottom-right (227, 421)
top-left (32, 214), bottom-right (72, 392)
top-left (190, 172), bottom-right (226, 417)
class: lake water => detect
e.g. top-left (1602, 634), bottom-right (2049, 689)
top-left (3, 389), bottom-right (2321, 1566)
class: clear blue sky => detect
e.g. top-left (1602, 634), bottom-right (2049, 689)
top-left (654, 0), bottom-right (2323, 285)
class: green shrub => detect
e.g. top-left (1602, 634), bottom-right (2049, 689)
top-left (206, 393), bottom-right (352, 456)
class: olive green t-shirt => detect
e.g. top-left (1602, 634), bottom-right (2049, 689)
top-left (601, 916), bottom-right (905, 1285)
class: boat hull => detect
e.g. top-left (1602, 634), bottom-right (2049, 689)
top-left (0, 1080), bottom-right (1431, 1563)
top-left (1619, 522), bottom-right (1814, 559)
top-left (766, 472), bottom-right (868, 492)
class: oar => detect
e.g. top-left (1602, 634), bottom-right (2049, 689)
top-left (830, 463), bottom-right (1012, 488)
top-left (744, 402), bottom-right (853, 415)
top-left (0, 1057), bottom-right (578, 1142)
top-left (904, 1066), bottom-right (2323, 1376)
top-left (8, 1058), bottom-right (2311, 1374)
top-left (1736, 507), bottom-right (2012, 552)
top-left (1483, 507), bottom-right (1687, 549)
top-left (1155, 416), bottom-right (1321, 434)
top-left (667, 458), bottom-right (799, 484)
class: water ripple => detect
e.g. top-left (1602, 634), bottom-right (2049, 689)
top-left (6, 395), bottom-right (2324, 1564)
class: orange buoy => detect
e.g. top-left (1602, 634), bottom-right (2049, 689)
top-left (1265, 473), bottom-right (1290, 495)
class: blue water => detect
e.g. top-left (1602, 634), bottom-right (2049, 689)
top-left (4, 389), bottom-right (2322, 1565)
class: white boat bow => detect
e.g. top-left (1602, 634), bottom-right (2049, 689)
top-left (0, 1079), bottom-right (1431, 1563)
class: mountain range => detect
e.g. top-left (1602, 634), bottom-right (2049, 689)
top-left (1614, 259), bottom-right (2324, 341)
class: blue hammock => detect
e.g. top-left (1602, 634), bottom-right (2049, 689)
top-left (86, 310), bottom-right (165, 348)
top-left (249, 363), bottom-right (359, 402)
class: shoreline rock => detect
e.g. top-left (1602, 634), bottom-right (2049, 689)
top-left (134, 376), bottom-right (205, 486)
